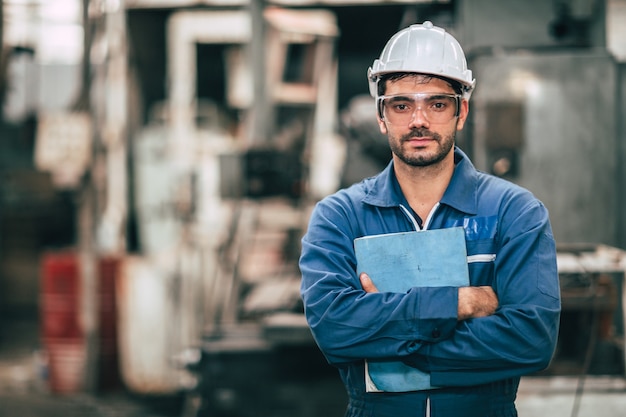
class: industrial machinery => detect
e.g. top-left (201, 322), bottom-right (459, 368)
top-left (119, 6), bottom-right (347, 415)
top-left (467, 47), bottom-right (626, 378)
top-left (553, 245), bottom-right (625, 376)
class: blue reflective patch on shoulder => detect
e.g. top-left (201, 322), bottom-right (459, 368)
top-left (463, 216), bottom-right (498, 240)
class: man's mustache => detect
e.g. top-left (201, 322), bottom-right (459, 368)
top-left (401, 129), bottom-right (440, 141)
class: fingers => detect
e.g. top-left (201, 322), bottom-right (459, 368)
top-left (473, 286), bottom-right (498, 317)
top-left (458, 286), bottom-right (499, 320)
top-left (360, 273), bottom-right (379, 293)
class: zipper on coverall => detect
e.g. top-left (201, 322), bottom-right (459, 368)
top-left (399, 203), bottom-right (439, 417)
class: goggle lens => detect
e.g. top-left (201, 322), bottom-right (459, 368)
top-left (379, 93), bottom-right (460, 125)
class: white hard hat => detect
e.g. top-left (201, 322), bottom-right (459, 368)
top-left (368, 21), bottom-right (476, 99)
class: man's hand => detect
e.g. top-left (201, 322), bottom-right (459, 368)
top-left (458, 286), bottom-right (498, 320)
top-left (361, 273), bottom-right (498, 320)
top-left (360, 273), bottom-right (379, 293)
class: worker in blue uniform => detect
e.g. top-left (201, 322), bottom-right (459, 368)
top-left (299, 21), bottom-right (561, 417)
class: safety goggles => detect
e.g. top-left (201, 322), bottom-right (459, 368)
top-left (378, 93), bottom-right (461, 125)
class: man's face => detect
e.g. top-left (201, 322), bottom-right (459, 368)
top-left (377, 75), bottom-right (469, 167)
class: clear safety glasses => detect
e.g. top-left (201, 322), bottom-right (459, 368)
top-left (378, 93), bottom-right (461, 125)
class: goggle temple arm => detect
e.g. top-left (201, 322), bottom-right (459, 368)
top-left (376, 97), bottom-right (385, 120)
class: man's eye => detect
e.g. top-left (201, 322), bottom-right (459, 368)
top-left (430, 100), bottom-right (450, 111)
top-left (393, 103), bottom-right (412, 112)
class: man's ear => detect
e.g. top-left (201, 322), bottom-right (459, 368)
top-left (377, 117), bottom-right (388, 135)
top-left (456, 100), bottom-right (469, 131)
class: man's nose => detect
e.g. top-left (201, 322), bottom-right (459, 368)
top-left (408, 106), bottom-right (430, 128)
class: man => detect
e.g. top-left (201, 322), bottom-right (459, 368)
top-left (299, 21), bottom-right (561, 417)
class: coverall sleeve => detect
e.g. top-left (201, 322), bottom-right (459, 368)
top-left (407, 199), bottom-right (561, 387)
top-left (300, 196), bottom-right (459, 365)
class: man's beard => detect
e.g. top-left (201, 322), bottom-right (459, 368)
top-left (389, 128), bottom-right (455, 167)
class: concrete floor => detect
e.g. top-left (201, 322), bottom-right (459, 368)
top-left (1, 318), bottom-right (626, 417)
top-left (517, 376), bottom-right (626, 417)
top-left (0, 319), bottom-right (185, 417)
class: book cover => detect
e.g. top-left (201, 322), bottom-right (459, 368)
top-left (354, 227), bottom-right (469, 392)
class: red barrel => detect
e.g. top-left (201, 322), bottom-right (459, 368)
top-left (97, 256), bottom-right (121, 391)
top-left (40, 251), bottom-right (121, 393)
top-left (40, 251), bottom-right (84, 393)
top-left (41, 251), bottom-right (82, 340)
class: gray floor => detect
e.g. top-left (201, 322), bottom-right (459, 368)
top-left (0, 319), bottom-right (185, 417)
top-left (517, 375), bottom-right (626, 417)
top-left (1, 319), bottom-right (626, 417)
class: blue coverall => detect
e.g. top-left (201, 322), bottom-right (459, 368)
top-left (299, 147), bottom-right (561, 417)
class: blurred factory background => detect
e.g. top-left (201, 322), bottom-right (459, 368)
top-left (1, 0), bottom-right (626, 416)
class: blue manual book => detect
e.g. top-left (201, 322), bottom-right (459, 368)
top-left (354, 227), bottom-right (469, 392)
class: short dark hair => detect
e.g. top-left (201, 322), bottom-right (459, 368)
top-left (377, 73), bottom-right (463, 96)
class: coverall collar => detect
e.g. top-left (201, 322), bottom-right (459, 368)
top-left (361, 146), bottom-right (478, 216)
